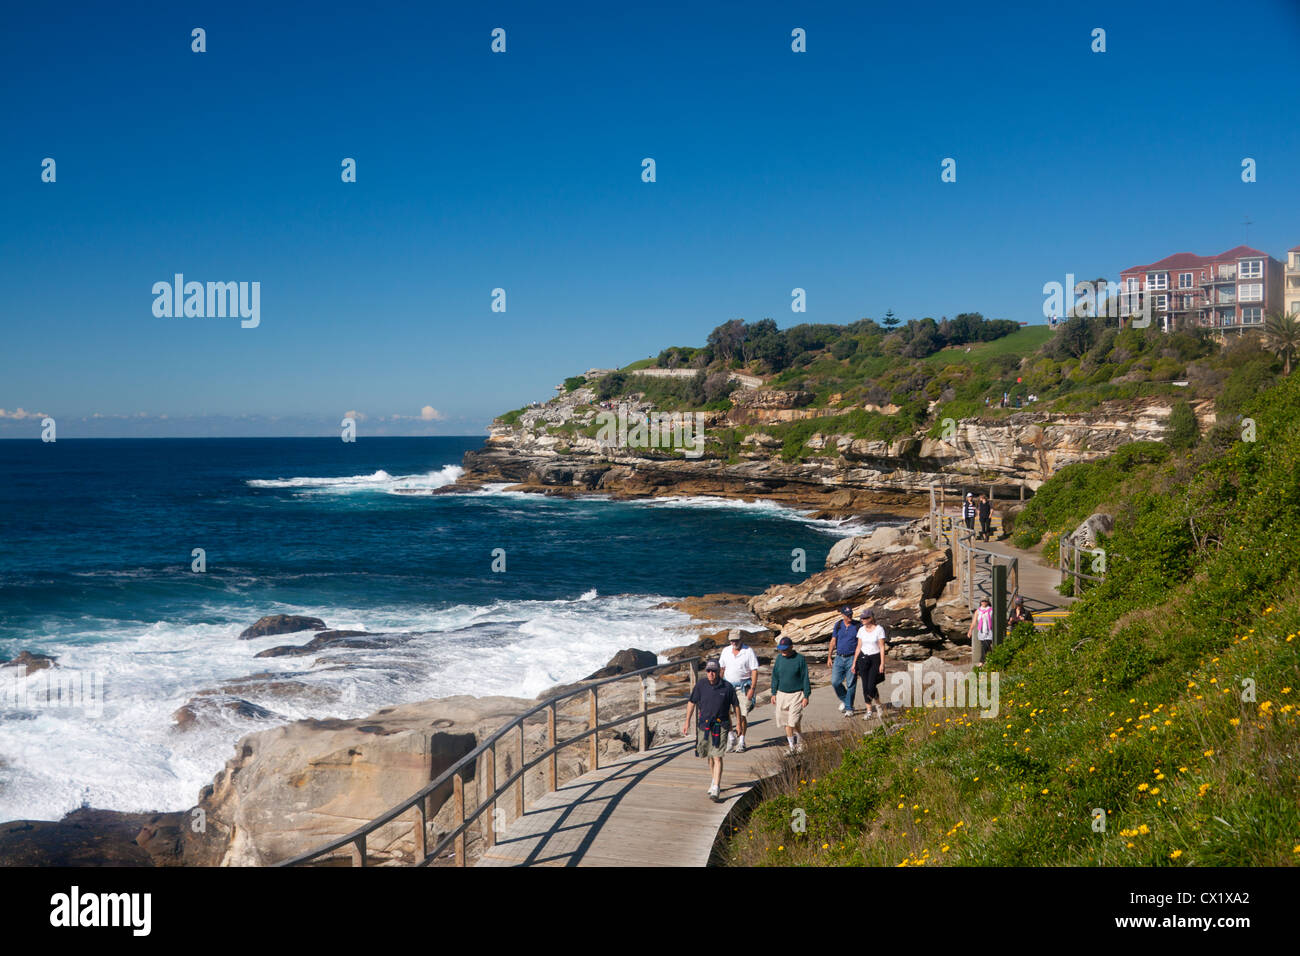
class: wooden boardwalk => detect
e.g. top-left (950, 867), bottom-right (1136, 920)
top-left (478, 538), bottom-right (1069, 868)
top-left (477, 684), bottom-right (848, 867)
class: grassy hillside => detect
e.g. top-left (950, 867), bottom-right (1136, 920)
top-left (726, 371), bottom-right (1300, 866)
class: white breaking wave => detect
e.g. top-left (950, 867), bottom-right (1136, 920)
top-left (0, 592), bottom-right (693, 822)
top-left (246, 465), bottom-right (464, 495)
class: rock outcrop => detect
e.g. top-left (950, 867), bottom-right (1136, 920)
top-left (0, 651), bottom-right (57, 675)
top-left (459, 395), bottom-right (1180, 512)
top-left (749, 545), bottom-right (952, 658)
top-left (238, 615), bottom-right (328, 640)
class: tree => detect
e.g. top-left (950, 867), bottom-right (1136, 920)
top-left (882, 309), bottom-right (899, 330)
top-left (1261, 311), bottom-right (1300, 375)
top-left (1165, 399), bottom-right (1199, 450)
top-left (706, 319), bottom-right (746, 364)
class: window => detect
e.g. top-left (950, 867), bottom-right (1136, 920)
top-left (1182, 295), bottom-right (1195, 310)
top-left (1239, 260), bottom-right (1262, 278)
top-left (1146, 272), bottom-right (1168, 290)
top-left (1156, 294), bottom-right (1168, 311)
top-left (1239, 283), bottom-right (1262, 302)
top-left (1179, 272), bottom-right (1194, 288)
top-left (1242, 307), bottom-right (1262, 324)
top-left (1124, 277), bottom-right (1139, 292)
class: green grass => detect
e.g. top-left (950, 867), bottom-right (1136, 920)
top-left (727, 371), bottom-right (1300, 867)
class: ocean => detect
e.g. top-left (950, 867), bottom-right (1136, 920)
top-left (0, 437), bottom-right (862, 821)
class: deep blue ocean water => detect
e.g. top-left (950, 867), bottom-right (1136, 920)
top-left (0, 437), bottom-right (864, 820)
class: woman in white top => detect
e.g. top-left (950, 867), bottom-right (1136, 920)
top-left (853, 610), bottom-right (887, 719)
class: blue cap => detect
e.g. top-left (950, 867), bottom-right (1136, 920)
top-left (776, 636), bottom-right (793, 650)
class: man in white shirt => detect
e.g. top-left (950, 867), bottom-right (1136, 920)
top-left (719, 630), bottom-right (760, 753)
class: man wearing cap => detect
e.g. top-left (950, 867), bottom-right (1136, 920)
top-left (718, 629), bottom-right (760, 753)
top-left (770, 636), bottom-right (811, 753)
top-left (683, 658), bottom-right (741, 802)
top-left (826, 605), bottom-right (859, 717)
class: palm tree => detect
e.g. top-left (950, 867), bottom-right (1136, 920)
top-left (1261, 311), bottom-right (1300, 375)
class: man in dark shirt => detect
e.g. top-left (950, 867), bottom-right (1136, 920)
top-left (683, 658), bottom-right (740, 802)
top-left (977, 493), bottom-right (992, 541)
top-left (826, 605), bottom-right (860, 716)
top-left (1008, 595), bottom-right (1034, 629)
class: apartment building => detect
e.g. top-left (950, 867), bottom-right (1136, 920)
top-left (1118, 245), bottom-right (1284, 335)
top-left (1286, 245), bottom-right (1300, 318)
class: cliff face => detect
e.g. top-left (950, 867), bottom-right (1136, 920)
top-left (459, 387), bottom-right (1198, 512)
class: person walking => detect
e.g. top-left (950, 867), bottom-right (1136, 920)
top-left (962, 493), bottom-right (977, 532)
top-left (968, 597), bottom-right (995, 663)
top-left (719, 629), bottom-right (760, 753)
top-left (826, 605), bottom-right (859, 717)
top-left (770, 637), bottom-right (811, 753)
top-left (683, 658), bottom-right (740, 802)
top-left (1007, 595), bottom-right (1034, 630)
top-left (853, 609), bottom-right (888, 720)
top-left (977, 493), bottom-right (992, 541)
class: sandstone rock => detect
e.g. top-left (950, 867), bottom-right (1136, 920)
top-left (824, 525), bottom-right (909, 568)
top-left (1070, 513), bottom-right (1114, 550)
top-left (583, 648), bottom-right (659, 680)
top-left (173, 695), bottom-right (281, 729)
top-left (750, 547), bottom-right (952, 645)
top-left (254, 630), bottom-right (392, 659)
top-left (0, 808), bottom-right (187, 867)
top-left (0, 650), bottom-right (57, 675)
top-left (238, 615), bottom-right (327, 640)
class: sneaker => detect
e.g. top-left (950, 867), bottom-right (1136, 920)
top-left (838, 703), bottom-right (847, 714)
top-left (707, 786), bottom-right (721, 802)
top-left (844, 708), bottom-right (854, 718)
top-left (735, 742), bottom-right (746, 753)
top-left (862, 709), bottom-right (874, 719)
top-left (725, 737), bottom-right (736, 753)
top-left (795, 741), bottom-right (806, 754)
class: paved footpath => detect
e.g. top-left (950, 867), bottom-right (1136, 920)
top-left (477, 682), bottom-right (856, 867)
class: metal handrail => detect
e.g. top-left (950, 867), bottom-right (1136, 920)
top-left (278, 655), bottom-right (702, 867)
top-left (1059, 536), bottom-right (1106, 595)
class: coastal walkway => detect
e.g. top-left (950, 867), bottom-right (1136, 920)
top-left (476, 684), bottom-right (846, 867)
top-left (974, 539), bottom-right (1076, 625)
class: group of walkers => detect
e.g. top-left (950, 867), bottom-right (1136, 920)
top-left (961, 491), bottom-right (994, 541)
top-left (683, 609), bottom-right (888, 802)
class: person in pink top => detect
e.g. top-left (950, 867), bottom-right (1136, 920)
top-left (968, 597), bottom-right (994, 662)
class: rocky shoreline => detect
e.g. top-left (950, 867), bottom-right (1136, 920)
top-left (6, 386), bottom-right (1157, 866)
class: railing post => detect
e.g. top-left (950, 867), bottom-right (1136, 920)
top-left (412, 803), bottom-right (426, 862)
top-left (485, 744), bottom-right (497, 848)
top-left (588, 686), bottom-right (599, 771)
top-left (453, 771), bottom-right (465, 866)
top-left (350, 834), bottom-right (366, 867)
top-left (638, 676), bottom-right (649, 752)
top-left (546, 701), bottom-right (557, 793)
top-left (516, 724), bottom-right (525, 819)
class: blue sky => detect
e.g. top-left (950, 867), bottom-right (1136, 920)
top-left (2, 0), bottom-right (1298, 437)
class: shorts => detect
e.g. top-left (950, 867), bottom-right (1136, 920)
top-left (773, 690), bottom-right (805, 730)
top-left (695, 724), bottom-right (728, 758)
top-left (730, 681), bottom-right (753, 716)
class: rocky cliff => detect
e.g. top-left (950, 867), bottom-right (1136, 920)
top-left (455, 386), bottom-right (1196, 514)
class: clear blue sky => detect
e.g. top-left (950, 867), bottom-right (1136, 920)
top-left (3, 0), bottom-right (1298, 437)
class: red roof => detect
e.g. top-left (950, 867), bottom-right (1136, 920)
top-left (1290, 244), bottom-right (1300, 253)
top-left (1121, 252), bottom-right (1215, 274)
top-left (1121, 245), bottom-right (1273, 275)
top-left (1216, 245), bottom-right (1268, 260)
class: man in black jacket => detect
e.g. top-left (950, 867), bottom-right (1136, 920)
top-left (977, 493), bottom-right (992, 540)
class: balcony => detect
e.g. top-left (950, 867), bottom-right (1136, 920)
top-left (1207, 270), bottom-right (1237, 283)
